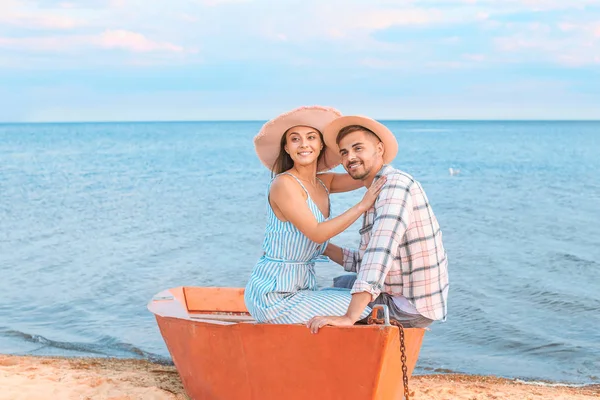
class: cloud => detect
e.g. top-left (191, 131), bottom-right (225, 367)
top-left (356, 8), bottom-right (444, 30)
top-left (178, 13), bottom-right (200, 23)
top-left (493, 18), bottom-right (600, 66)
top-left (95, 30), bottom-right (186, 52)
top-left (359, 58), bottom-right (408, 69)
top-left (0, 0), bottom-right (22, 11)
top-left (495, 36), bottom-right (600, 66)
top-left (32, 0), bottom-right (125, 8)
top-left (3, 0), bottom-right (596, 71)
top-left (463, 0), bottom-right (600, 12)
top-left (0, 30), bottom-right (192, 54)
top-left (249, 4), bottom-right (450, 50)
top-left (463, 53), bottom-right (486, 62)
top-left (195, 0), bottom-right (251, 6)
top-left (0, 0), bottom-right (89, 30)
top-left (0, 13), bottom-right (85, 30)
top-left (108, 0), bottom-right (126, 7)
top-left (425, 60), bottom-right (470, 69)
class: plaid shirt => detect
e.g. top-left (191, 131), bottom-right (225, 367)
top-left (342, 165), bottom-right (449, 321)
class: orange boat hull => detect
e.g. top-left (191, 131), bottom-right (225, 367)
top-left (148, 287), bottom-right (425, 400)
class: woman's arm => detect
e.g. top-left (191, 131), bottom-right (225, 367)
top-left (318, 173), bottom-right (364, 194)
top-left (270, 175), bottom-right (386, 244)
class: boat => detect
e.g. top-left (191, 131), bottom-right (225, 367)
top-left (148, 286), bottom-right (426, 400)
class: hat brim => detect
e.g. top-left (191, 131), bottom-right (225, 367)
top-left (254, 106), bottom-right (342, 173)
top-left (322, 116), bottom-right (398, 165)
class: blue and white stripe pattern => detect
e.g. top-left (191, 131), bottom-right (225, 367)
top-left (244, 172), bottom-right (372, 324)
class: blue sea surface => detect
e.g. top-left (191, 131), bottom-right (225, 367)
top-left (1, 121), bottom-right (599, 384)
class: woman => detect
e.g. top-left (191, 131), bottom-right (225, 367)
top-left (244, 106), bottom-right (386, 324)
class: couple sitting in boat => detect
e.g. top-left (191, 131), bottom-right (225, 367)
top-left (244, 106), bottom-right (449, 333)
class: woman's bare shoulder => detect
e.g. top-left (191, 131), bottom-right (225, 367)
top-left (270, 173), bottom-right (304, 197)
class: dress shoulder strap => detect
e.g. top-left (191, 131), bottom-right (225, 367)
top-left (280, 172), bottom-right (309, 195)
top-left (316, 176), bottom-right (329, 194)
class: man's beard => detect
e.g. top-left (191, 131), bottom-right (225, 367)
top-left (347, 163), bottom-right (370, 180)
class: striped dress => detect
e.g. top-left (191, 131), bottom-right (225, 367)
top-left (244, 172), bottom-right (372, 324)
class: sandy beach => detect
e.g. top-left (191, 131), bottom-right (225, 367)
top-left (1, 354), bottom-right (597, 400)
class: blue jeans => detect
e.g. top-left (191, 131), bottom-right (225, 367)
top-left (333, 274), bottom-right (433, 329)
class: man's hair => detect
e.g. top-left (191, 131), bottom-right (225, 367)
top-left (336, 125), bottom-right (382, 145)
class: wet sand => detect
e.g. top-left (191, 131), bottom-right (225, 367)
top-left (1, 354), bottom-right (598, 399)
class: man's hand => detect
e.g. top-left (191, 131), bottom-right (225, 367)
top-left (307, 292), bottom-right (372, 333)
top-left (306, 315), bottom-right (354, 334)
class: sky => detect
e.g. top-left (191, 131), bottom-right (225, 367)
top-left (1, 0), bottom-right (599, 122)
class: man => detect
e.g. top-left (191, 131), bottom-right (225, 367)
top-left (307, 116), bottom-right (449, 333)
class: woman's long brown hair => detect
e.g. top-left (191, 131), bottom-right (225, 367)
top-left (271, 127), bottom-right (328, 177)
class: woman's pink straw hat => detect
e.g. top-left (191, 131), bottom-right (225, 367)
top-left (254, 106), bottom-right (343, 172)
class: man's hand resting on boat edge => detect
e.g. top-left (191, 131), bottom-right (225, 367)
top-left (306, 315), bottom-right (354, 333)
top-left (307, 291), bottom-right (372, 333)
